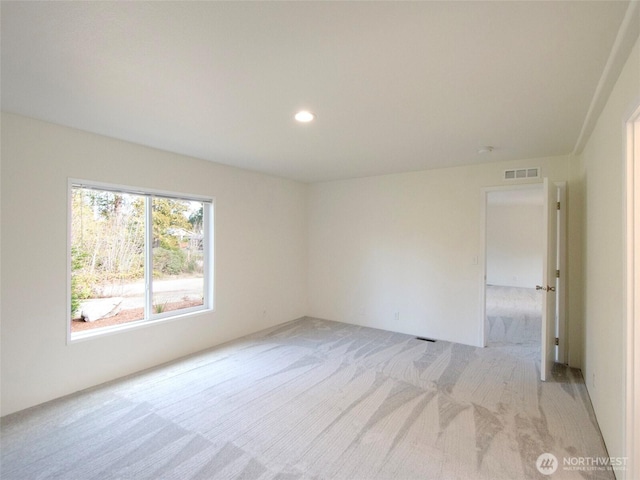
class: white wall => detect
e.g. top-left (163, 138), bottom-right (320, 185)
top-left (0, 113), bottom-right (308, 416)
top-left (577, 35), bottom-right (640, 469)
top-left (308, 157), bottom-right (569, 347)
top-left (486, 202), bottom-right (543, 288)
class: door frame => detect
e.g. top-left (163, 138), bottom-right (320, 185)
top-left (479, 181), bottom-right (566, 362)
top-left (556, 182), bottom-right (568, 364)
top-left (479, 182), bottom-right (545, 347)
top-left (624, 103), bottom-right (640, 480)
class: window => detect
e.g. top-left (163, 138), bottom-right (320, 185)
top-left (69, 181), bottom-right (213, 339)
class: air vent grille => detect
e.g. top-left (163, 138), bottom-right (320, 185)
top-left (504, 167), bottom-right (539, 180)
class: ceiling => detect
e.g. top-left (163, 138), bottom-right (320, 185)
top-left (1, 1), bottom-right (637, 183)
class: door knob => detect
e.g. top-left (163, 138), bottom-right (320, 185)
top-left (536, 285), bottom-right (556, 292)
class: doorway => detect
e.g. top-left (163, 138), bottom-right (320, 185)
top-left (480, 181), bottom-right (566, 380)
top-left (484, 186), bottom-right (544, 354)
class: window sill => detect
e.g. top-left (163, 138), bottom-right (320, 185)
top-left (67, 307), bottom-right (214, 344)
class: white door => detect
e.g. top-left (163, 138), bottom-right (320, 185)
top-left (539, 178), bottom-right (558, 381)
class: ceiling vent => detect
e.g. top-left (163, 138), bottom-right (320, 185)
top-left (504, 167), bottom-right (540, 181)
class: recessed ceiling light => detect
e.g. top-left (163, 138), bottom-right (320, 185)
top-left (295, 110), bottom-right (315, 123)
top-left (477, 146), bottom-right (494, 154)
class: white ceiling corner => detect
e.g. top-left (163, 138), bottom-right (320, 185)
top-left (572, 0), bottom-right (640, 156)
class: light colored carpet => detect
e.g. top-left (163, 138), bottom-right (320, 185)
top-left (1, 311), bottom-right (612, 479)
top-left (486, 285), bottom-right (542, 350)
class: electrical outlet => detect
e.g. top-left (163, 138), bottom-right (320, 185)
top-left (394, 311), bottom-right (400, 321)
top-left (592, 372), bottom-right (596, 388)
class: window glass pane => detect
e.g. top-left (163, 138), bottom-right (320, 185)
top-left (71, 187), bottom-right (146, 333)
top-left (151, 198), bottom-right (205, 315)
top-left (70, 183), bottom-right (211, 338)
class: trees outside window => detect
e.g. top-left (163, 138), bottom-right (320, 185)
top-left (70, 183), bottom-right (212, 337)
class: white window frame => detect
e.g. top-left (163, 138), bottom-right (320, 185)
top-left (67, 179), bottom-right (215, 343)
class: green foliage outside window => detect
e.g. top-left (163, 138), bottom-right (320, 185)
top-left (71, 188), bottom-right (204, 311)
